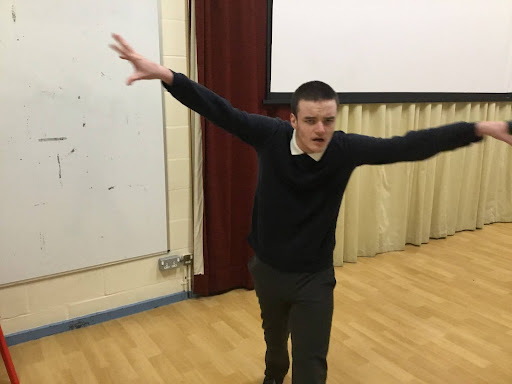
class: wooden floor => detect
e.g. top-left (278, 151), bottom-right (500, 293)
top-left (2, 223), bottom-right (512, 384)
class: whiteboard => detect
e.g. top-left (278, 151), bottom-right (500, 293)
top-left (270, 0), bottom-right (512, 93)
top-left (0, 0), bottom-right (168, 285)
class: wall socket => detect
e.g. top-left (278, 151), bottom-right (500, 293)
top-left (159, 254), bottom-right (193, 270)
top-left (183, 254), bottom-right (193, 265)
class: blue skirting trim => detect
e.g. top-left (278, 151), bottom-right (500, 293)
top-left (5, 291), bottom-right (192, 346)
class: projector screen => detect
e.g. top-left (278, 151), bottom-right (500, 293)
top-left (266, 0), bottom-right (512, 104)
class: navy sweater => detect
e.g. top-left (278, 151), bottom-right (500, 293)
top-left (163, 72), bottom-right (482, 273)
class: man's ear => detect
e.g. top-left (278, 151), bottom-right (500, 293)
top-left (290, 113), bottom-right (297, 129)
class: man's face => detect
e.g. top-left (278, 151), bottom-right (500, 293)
top-left (290, 99), bottom-right (337, 153)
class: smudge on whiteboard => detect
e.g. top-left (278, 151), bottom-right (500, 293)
top-left (39, 137), bottom-right (67, 142)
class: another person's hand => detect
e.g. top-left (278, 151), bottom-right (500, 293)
top-left (475, 121), bottom-right (512, 145)
top-left (110, 33), bottom-right (173, 86)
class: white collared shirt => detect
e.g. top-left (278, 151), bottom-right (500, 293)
top-left (290, 130), bottom-right (325, 161)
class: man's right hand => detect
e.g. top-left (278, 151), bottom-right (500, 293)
top-left (475, 121), bottom-right (512, 146)
top-left (109, 33), bottom-right (174, 86)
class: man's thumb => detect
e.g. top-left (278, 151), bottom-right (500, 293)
top-left (126, 73), bottom-right (141, 86)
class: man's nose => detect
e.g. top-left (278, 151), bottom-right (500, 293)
top-left (315, 122), bottom-right (326, 134)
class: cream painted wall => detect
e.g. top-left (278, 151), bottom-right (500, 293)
top-left (0, 0), bottom-right (192, 335)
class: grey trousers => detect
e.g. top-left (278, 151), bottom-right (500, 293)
top-left (248, 255), bottom-right (336, 384)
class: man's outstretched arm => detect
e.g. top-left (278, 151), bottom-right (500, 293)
top-left (110, 33), bottom-right (280, 150)
top-left (347, 121), bottom-right (512, 166)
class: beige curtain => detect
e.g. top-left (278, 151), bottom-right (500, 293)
top-left (187, 0), bottom-right (204, 275)
top-left (334, 102), bottom-right (512, 265)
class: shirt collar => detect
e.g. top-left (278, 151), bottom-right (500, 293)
top-left (290, 130), bottom-right (324, 161)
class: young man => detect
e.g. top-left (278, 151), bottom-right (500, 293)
top-left (110, 34), bottom-right (512, 384)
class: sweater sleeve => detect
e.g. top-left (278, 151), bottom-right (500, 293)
top-left (346, 122), bottom-right (483, 166)
top-left (162, 71), bottom-right (279, 150)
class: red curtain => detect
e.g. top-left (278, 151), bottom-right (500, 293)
top-left (193, 1), bottom-right (289, 295)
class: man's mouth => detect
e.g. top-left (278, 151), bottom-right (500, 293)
top-left (312, 138), bottom-right (325, 142)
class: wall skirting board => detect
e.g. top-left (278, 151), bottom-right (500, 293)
top-left (5, 291), bottom-right (192, 346)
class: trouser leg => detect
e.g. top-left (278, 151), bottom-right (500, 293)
top-left (290, 267), bottom-right (336, 384)
top-left (249, 256), bottom-right (291, 381)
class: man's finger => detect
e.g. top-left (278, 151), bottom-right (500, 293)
top-left (126, 72), bottom-right (143, 85)
top-left (109, 45), bottom-right (130, 61)
top-left (112, 33), bottom-right (133, 53)
top-left (126, 75), bottom-right (137, 86)
top-left (109, 44), bottom-right (125, 56)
